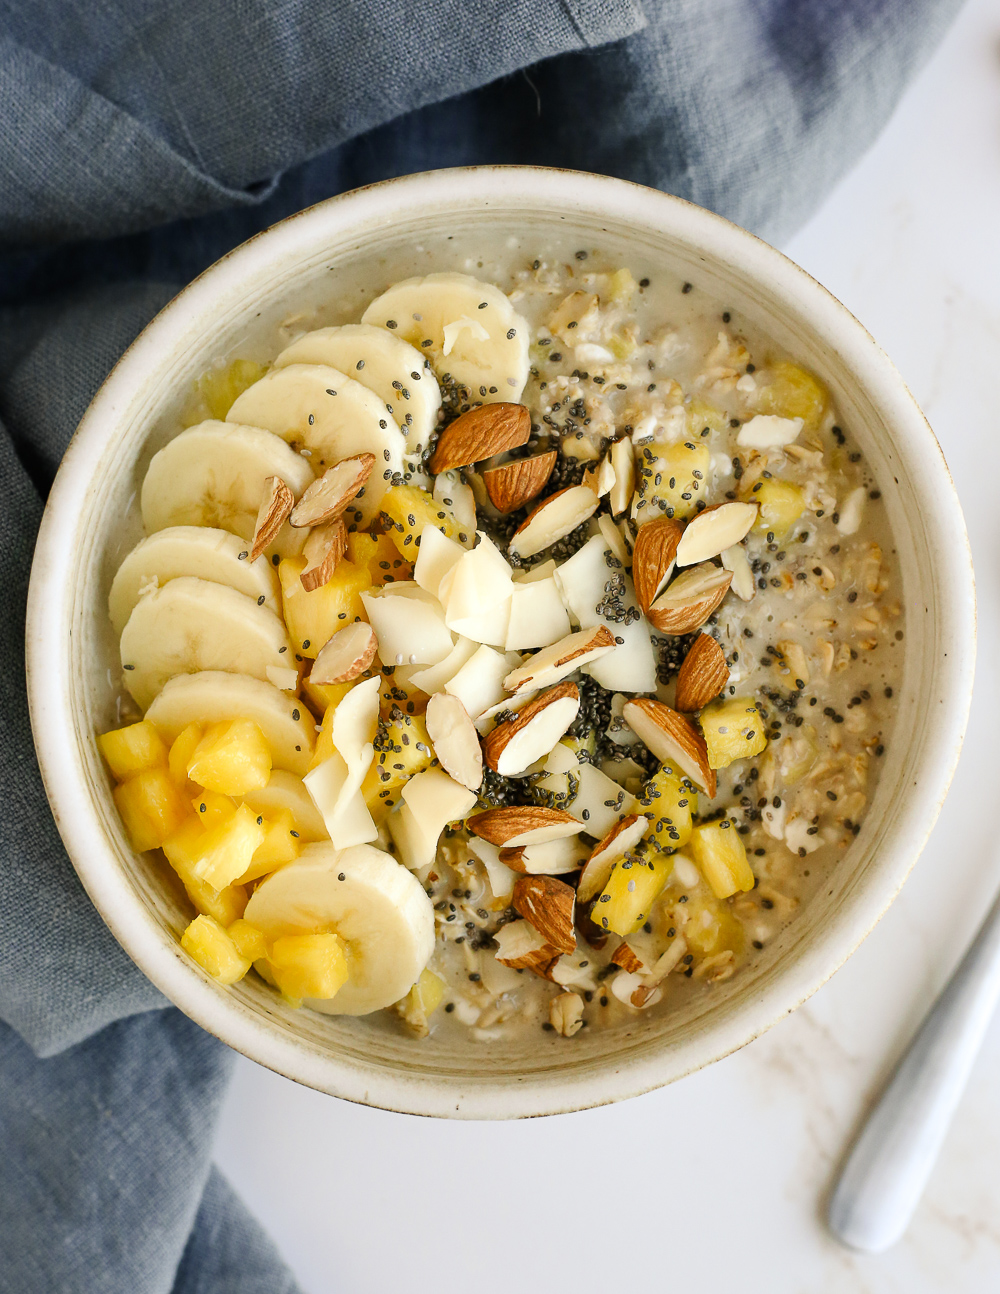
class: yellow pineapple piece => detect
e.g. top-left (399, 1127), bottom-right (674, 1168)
top-left (187, 718), bottom-right (272, 796)
top-left (191, 803), bottom-right (266, 890)
top-left (678, 889), bottom-right (745, 959)
top-left (227, 918), bottom-right (268, 962)
top-left (278, 555), bottom-right (372, 657)
top-left (379, 484), bottom-right (467, 558)
top-left (634, 439), bottom-right (711, 521)
top-left (593, 849), bottom-right (673, 937)
top-left (185, 358), bottom-right (269, 424)
top-left (162, 821), bottom-right (248, 924)
top-left (396, 968), bottom-right (446, 1037)
top-left (113, 768), bottom-right (190, 852)
top-left (744, 477), bottom-right (806, 543)
top-left (700, 697), bottom-right (767, 770)
top-left (268, 932), bottom-right (348, 1002)
top-left (637, 765), bottom-right (697, 852)
top-left (168, 723), bottom-right (203, 789)
top-left (686, 398), bottom-right (728, 438)
top-left (346, 529), bottom-right (413, 587)
top-left (237, 809), bottom-right (301, 884)
top-left (688, 819), bottom-right (755, 899)
top-left (755, 360), bottom-right (827, 432)
top-left (362, 711), bottom-right (434, 820)
top-left (180, 914), bottom-right (251, 985)
top-left (301, 676), bottom-right (354, 719)
top-left (607, 267), bottom-right (638, 303)
top-left (98, 720), bottom-right (168, 781)
top-left (191, 789), bottom-right (237, 829)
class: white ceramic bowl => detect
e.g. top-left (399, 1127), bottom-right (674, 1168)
top-left (26, 167), bottom-right (975, 1118)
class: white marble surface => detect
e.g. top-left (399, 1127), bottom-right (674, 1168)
top-left (213, 4), bottom-right (1000, 1288)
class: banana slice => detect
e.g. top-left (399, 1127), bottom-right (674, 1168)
top-left (244, 841), bottom-right (434, 1015)
top-left (243, 770), bottom-right (329, 841)
top-left (108, 526), bottom-right (280, 635)
top-left (361, 272), bottom-right (530, 402)
top-left (141, 421), bottom-right (313, 554)
top-left (146, 671), bottom-right (315, 775)
top-left (120, 577), bottom-right (292, 709)
top-left (226, 365), bottom-right (405, 524)
top-left (274, 325), bottom-right (441, 454)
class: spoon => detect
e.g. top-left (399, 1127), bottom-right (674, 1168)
top-left (828, 886), bottom-right (1000, 1252)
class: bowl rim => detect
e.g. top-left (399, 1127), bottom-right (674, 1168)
top-left (25, 165), bottom-right (976, 1118)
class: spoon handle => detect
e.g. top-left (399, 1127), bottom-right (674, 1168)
top-left (828, 887), bottom-right (1000, 1252)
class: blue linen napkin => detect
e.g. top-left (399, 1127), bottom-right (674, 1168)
top-left (0, 1), bottom-right (962, 1288)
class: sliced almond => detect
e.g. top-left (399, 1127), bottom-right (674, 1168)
top-left (674, 501), bottom-right (757, 566)
top-left (622, 697), bottom-right (717, 796)
top-left (503, 625), bottom-right (616, 695)
top-left (250, 476), bottom-right (294, 561)
top-left (647, 563), bottom-right (732, 634)
top-left (429, 403), bottom-right (531, 473)
top-left (468, 805), bottom-right (581, 848)
top-left (482, 451), bottom-right (557, 514)
top-left (609, 438), bottom-right (635, 516)
top-left (310, 621), bottom-right (378, 685)
top-left (512, 875), bottom-right (576, 954)
top-left (424, 692), bottom-right (484, 792)
top-left (631, 517), bottom-right (684, 613)
top-left (290, 454), bottom-right (376, 528)
top-left (500, 836), bottom-right (587, 876)
top-left (299, 518), bottom-right (347, 592)
top-left (482, 682), bottom-right (580, 777)
top-left (493, 919), bottom-right (560, 980)
top-left (675, 634), bottom-right (729, 712)
top-left (720, 542), bottom-right (755, 601)
top-left (577, 813), bottom-right (649, 902)
top-left (611, 941), bottom-right (645, 974)
top-left (508, 485), bottom-right (599, 560)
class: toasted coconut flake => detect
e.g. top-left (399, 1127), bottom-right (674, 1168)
top-left (429, 403), bottom-right (530, 473)
top-left (512, 875), bottom-right (576, 954)
top-left (675, 634), bottom-right (729, 712)
top-left (310, 621), bottom-right (378, 685)
top-left (424, 692), bottom-right (484, 791)
top-left (483, 451), bottom-right (557, 514)
top-left (290, 453), bottom-right (376, 527)
top-left (508, 485), bottom-right (599, 559)
top-left (674, 501), bottom-right (757, 566)
top-left (299, 518), bottom-right (347, 591)
top-left (250, 476), bottom-right (294, 561)
top-left (503, 625), bottom-right (616, 695)
top-left (468, 805), bottom-right (581, 848)
top-left (482, 682), bottom-right (580, 777)
top-left (647, 563), bottom-right (732, 635)
top-left (622, 697), bottom-right (716, 796)
top-left (632, 517), bottom-right (684, 613)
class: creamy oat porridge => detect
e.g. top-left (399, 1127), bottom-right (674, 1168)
top-left (97, 249), bottom-right (901, 1041)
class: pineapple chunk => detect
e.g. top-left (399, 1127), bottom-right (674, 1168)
top-left (746, 478), bottom-right (806, 543)
top-left (98, 720), bottom-right (167, 781)
top-left (113, 767), bottom-right (190, 851)
top-left (700, 697), bottom-right (767, 770)
top-left (635, 439), bottom-right (711, 521)
top-left (755, 360), bottom-right (827, 432)
top-left (186, 358), bottom-right (269, 424)
top-left (191, 803), bottom-right (266, 890)
top-left (162, 821), bottom-right (249, 924)
top-left (191, 789), bottom-right (237, 829)
top-left (362, 711), bottom-right (434, 820)
top-left (268, 932), bottom-right (348, 1001)
top-left (168, 723), bottom-right (203, 789)
top-left (187, 718), bottom-right (272, 796)
top-left (301, 676), bottom-right (354, 720)
top-left (638, 765), bottom-right (697, 852)
top-left (180, 914), bottom-right (251, 985)
top-left (278, 555), bottom-right (372, 658)
top-left (346, 530), bottom-right (414, 587)
top-left (593, 849), bottom-right (673, 937)
top-left (227, 918), bottom-right (268, 962)
top-left (396, 968), bottom-right (446, 1037)
top-left (678, 889), bottom-right (745, 959)
top-left (686, 398), bottom-right (728, 438)
top-left (607, 268), bottom-right (638, 303)
top-left (688, 819), bottom-right (755, 899)
top-left (379, 484), bottom-right (467, 558)
top-left (237, 809), bottom-right (301, 883)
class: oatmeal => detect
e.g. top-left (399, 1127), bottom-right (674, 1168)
top-left (96, 252), bottom-right (901, 1039)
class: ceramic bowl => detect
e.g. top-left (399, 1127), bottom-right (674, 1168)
top-left (25, 167), bottom-right (975, 1118)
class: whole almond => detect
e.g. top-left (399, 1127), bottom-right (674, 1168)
top-left (513, 875), bottom-right (576, 955)
top-left (482, 450), bottom-right (557, 514)
top-left (675, 634), bottom-right (729, 712)
top-left (647, 563), bottom-right (733, 634)
top-left (632, 517), bottom-right (684, 613)
top-left (250, 476), bottom-right (294, 561)
top-left (299, 518), bottom-right (347, 592)
top-left (429, 403), bottom-right (530, 473)
top-left (621, 697), bottom-right (717, 797)
top-left (290, 453), bottom-right (376, 528)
